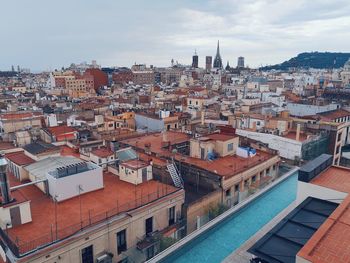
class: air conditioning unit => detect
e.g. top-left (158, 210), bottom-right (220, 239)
top-left (96, 253), bottom-right (113, 263)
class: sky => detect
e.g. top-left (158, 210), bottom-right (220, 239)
top-left (1, 0), bottom-right (350, 71)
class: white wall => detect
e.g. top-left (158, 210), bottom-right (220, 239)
top-left (0, 201), bottom-right (32, 228)
top-left (297, 181), bottom-right (347, 205)
top-left (47, 165), bottom-right (104, 202)
top-left (236, 129), bottom-right (302, 160)
top-left (119, 165), bottom-right (152, 185)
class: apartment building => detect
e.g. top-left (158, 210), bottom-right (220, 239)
top-left (0, 111), bottom-right (43, 142)
top-left (0, 154), bottom-right (184, 263)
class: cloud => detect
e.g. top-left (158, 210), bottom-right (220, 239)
top-left (0, 0), bottom-right (349, 70)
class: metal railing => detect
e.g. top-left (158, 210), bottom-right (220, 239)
top-left (4, 187), bottom-right (181, 257)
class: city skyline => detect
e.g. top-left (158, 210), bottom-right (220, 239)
top-left (1, 0), bottom-right (350, 71)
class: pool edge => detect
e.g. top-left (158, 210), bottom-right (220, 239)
top-left (147, 166), bottom-right (299, 263)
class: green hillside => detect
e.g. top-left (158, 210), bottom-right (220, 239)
top-left (261, 52), bottom-right (350, 70)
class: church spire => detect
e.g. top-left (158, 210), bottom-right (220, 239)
top-left (216, 40), bottom-right (220, 56)
top-left (213, 40), bottom-right (223, 69)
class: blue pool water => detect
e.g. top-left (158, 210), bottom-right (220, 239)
top-left (163, 173), bottom-right (298, 263)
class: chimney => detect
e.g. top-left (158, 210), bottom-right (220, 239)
top-left (0, 153), bottom-right (12, 205)
top-left (296, 124), bottom-right (301, 141)
top-left (201, 111), bottom-right (205, 125)
top-left (162, 131), bottom-right (168, 142)
top-left (252, 121), bottom-right (257, 131)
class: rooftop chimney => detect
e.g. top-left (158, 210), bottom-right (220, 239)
top-left (201, 111), bottom-right (205, 125)
top-left (0, 153), bottom-right (12, 205)
top-left (296, 124), bottom-right (301, 141)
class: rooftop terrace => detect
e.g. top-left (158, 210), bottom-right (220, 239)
top-left (175, 149), bottom-right (276, 178)
top-left (5, 172), bottom-right (179, 255)
top-left (297, 166), bottom-right (350, 263)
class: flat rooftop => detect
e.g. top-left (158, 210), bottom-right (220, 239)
top-left (282, 131), bottom-right (308, 142)
top-left (249, 197), bottom-right (339, 263)
top-left (297, 195), bottom-right (350, 263)
top-left (121, 131), bottom-right (191, 156)
top-left (175, 149), bottom-right (277, 178)
top-left (311, 166), bottom-right (350, 193)
top-left (297, 166), bottom-right (350, 263)
top-left (6, 172), bottom-right (179, 254)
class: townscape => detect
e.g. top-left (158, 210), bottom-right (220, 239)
top-left (1, 1), bottom-right (350, 262)
top-left (0, 43), bottom-right (350, 263)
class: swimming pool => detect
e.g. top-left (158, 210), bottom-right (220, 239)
top-left (161, 172), bottom-right (298, 263)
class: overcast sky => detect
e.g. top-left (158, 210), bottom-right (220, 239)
top-left (1, 0), bottom-right (350, 71)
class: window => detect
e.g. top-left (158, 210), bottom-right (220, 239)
top-left (189, 100), bottom-right (192, 105)
top-left (234, 184), bottom-right (239, 192)
top-left (81, 245), bottom-right (93, 263)
top-left (227, 143), bottom-right (234, 152)
top-left (117, 229), bottom-right (127, 255)
top-left (226, 189), bottom-right (231, 197)
top-left (169, 206), bottom-right (175, 226)
top-left (196, 101), bottom-right (198, 105)
top-left (244, 179), bottom-right (249, 187)
top-left (98, 158), bottom-right (102, 164)
top-left (252, 175), bottom-right (256, 182)
top-left (145, 217), bottom-right (153, 235)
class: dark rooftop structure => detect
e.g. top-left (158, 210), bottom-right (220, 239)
top-left (248, 197), bottom-right (338, 263)
top-left (298, 154), bottom-right (333, 183)
top-left (23, 141), bottom-right (59, 155)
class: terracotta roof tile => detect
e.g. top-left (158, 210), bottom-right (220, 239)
top-left (6, 151), bottom-right (35, 166)
top-left (6, 172), bottom-right (179, 254)
top-left (91, 147), bottom-right (114, 158)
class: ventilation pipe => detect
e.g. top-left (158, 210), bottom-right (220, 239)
top-left (0, 153), bottom-right (12, 205)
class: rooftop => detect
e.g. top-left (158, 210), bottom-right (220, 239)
top-left (317, 108), bottom-right (350, 121)
top-left (122, 159), bottom-right (149, 170)
top-left (311, 165), bottom-right (350, 197)
top-left (0, 142), bottom-right (17, 151)
top-left (282, 131), bottom-right (309, 142)
top-left (121, 131), bottom-right (191, 156)
top-left (24, 156), bottom-right (83, 180)
top-left (0, 111), bottom-right (42, 120)
top-left (47, 125), bottom-right (77, 136)
top-left (297, 195), bottom-right (350, 263)
top-left (175, 149), bottom-right (276, 178)
top-left (91, 147), bottom-right (114, 158)
top-left (205, 133), bottom-right (237, 142)
top-left (7, 172), bottom-right (179, 255)
top-left (249, 197), bottom-right (339, 263)
top-left (5, 151), bottom-right (35, 166)
top-left (297, 166), bottom-right (350, 263)
top-left (23, 141), bottom-right (59, 155)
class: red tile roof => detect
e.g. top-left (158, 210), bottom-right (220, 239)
top-left (122, 159), bottom-right (149, 169)
top-left (121, 132), bottom-right (191, 156)
top-left (91, 147), bottom-right (114, 158)
top-left (298, 166), bottom-right (350, 263)
top-left (0, 112), bottom-right (42, 120)
top-left (205, 133), bottom-right (237, 141)
top-left (317, 108), bottom-right (350, 121)
top-left (47, 125), bottom-right (77, 136)
top-left (5, 151), bottom-right (35, 166)
top-left (0, 142), bottom-right (16, 151)
top-left (298, 196), bottom-right (350, 263)
top-left (311, 166), bottom-right (350, 193)
top-left (6, 172), bottom-right (179, 254)
top-left (175, 150), bottom-right (276, 178)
